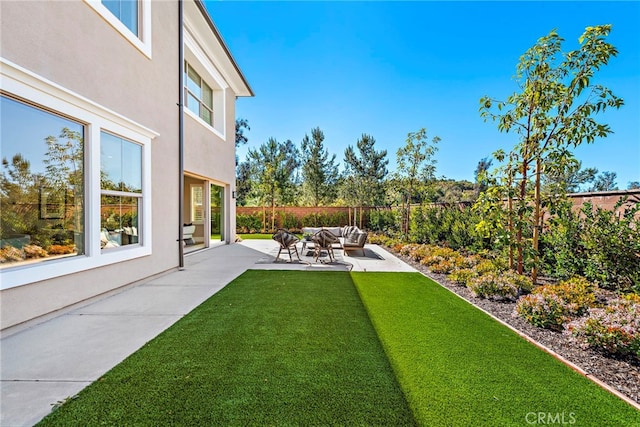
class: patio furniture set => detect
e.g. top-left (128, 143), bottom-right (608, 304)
top-left (272, 226), bottom-right (368, 263)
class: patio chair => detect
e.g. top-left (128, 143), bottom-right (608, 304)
top-left (312, 229), bottom-right (339, 262)
top-left (343, 228), bottom-right (368, 256)
top-left (272, 228), bottom-right (301, 262)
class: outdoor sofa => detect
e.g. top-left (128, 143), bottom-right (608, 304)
top-left (301, 226), bottom-right (368, 256)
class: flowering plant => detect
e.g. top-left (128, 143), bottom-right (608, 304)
top-left (516, 277), bottom-right (596, 330)
top-left (567, 297), bottom-right (640, 359)
top-left (468, 271), bottom-right (529, 301)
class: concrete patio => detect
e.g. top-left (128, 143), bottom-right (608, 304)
top-left (0, 240), bottom-right (415, 427)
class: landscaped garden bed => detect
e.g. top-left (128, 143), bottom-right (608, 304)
top-left (387, 243), bottom-right (640, 406)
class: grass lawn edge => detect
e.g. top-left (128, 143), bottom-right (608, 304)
top-left (416, 271), bottom-right (640, 412)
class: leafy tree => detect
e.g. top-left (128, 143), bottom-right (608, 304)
top-left (479, 25), bottom-right (623, 284)
top-left (628, 181), bottom-right (640, 190)
top-left (44, 127), bottom-right (84, 232)
top-left (474, 157), bottom-right (493, 196)
top-left (235, 160), bottom-right (252, 206)
top-left (246, 138), bottom-right (299, 231)
top-left (589, 171), bottom-right (618, 191)
top-left (343, 134), bottom-right (388, 227)
top-left (542, 156), bottom-right (597, 194)
top-left (300, 127), bottom-right (339, 206)
top-left (394, 128), bottom-right (440, 235)
top-left (432, 179), bottom-right (476, 203)
top-left (0, 154), bottom-right (40, 239)
top-left (235, 118), bottom-right (250, 166)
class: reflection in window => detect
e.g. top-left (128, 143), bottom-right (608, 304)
top-left (102, 0), bottom-right (139, 36)
top-left (210, 184), bottom-right (223, 241)
top-left (184, 62), bottom-right (214, 126)
top-left (191, 185), bottom-right (204, 224)
top-left (100, 132), bottom-right (142, 249)
top-left (0, 95), bottom-right (85, 267)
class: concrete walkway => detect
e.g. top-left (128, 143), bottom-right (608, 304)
top-left (0, 241), bottom-right (414, 426)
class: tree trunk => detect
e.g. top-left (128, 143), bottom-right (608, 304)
top-left (508, 193), bottom-right (514, 270)
top-left (406, 191), bottom-right (412, 236)
top-left (271, 201), bottom-right (275, 232)
top-left (531, 158), bottom-right (542, 286)
top-left (516, 160), bottom-right (528, 275)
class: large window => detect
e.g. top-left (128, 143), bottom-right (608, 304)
top-left (184, 62), bottom-right (214, 126)
top-left (100, 132), bottom-right (142, 249)
top-left (0, 95), bottom-right (85, 267)
top-left (102, 0), bottom-right (139, 36)
top-left (1, 59), bottom-right (156, 289)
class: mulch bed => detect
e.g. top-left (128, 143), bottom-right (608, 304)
top-left (389, 247), bottom-right (640, 406)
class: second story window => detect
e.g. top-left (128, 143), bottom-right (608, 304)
top-left (184, 62), bottom-right (214, 126)
top-left (102, 0), bottom-right (139, 37)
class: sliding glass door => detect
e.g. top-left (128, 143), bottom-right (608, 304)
top-left (210, 184), bottom-right (224, 242)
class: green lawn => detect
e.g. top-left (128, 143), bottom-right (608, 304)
top-left (38, 271), bottom-right (639, 426)
top-left (237, 233), bottom-right (275, 240)
top-left (38, 271), bottom-right (414, 426)
top-left (352, 272), bottom-right (640, 426)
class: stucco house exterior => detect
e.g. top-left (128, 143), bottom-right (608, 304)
top-left (0, 0), bottom-right (253, 330)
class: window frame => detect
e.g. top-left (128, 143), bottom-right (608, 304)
top-left (84, 0), bottom-right (152, 58)
top-left (183, 27), bottom-right (228, 139)
top-left (100, 131), bottom-right (144, 250)
top-left (184, 62), bottom-right (214, 127)
top-left (0, 58), bottom-right (157, 290)
top-left (190, 184), bottom-right (204, 224)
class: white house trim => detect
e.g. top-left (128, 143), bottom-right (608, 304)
top-left (83, 0), bottom-right (153, 59)
top-left (0, 59), bottom-right (157, 290)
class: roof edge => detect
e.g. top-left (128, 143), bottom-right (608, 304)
top-left (194, 0), bottom-right (254, 97)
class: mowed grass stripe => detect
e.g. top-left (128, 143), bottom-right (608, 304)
top-left (352, 272), bottom-right (640, 426)
top-left (38, 270), bottom-right (415, 426)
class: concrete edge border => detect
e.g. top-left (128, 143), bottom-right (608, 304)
top-left (421, 272), bottom-right (640, 412)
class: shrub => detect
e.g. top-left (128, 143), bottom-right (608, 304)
top-left (408, 205), bottom-right (485, 251)
top-left (447, 268), bottom-right (476, 286)
top-left (475, 259), bottom-right (502, 275)
top-left (428, 259), bottom-right (457, 274)
top-left (301, 212), bottom-right (349, 228)
top-left (420, 247), bottom-right (466, 274)
top-left (236, 213), bottom-right (262, 233)
top-left (516, 293), bottom-right (567, 330)
top-left (516, 277), bottom-right (596, 330)
top-left (568, 297), bottom-right (640, 359)
top-left (369, 209), bottom-right (399, 233)
top-left (0, 246), bottom-right (24, 263)
top-left (580, 200), bottom-right (640, 292)
top-left (419, 246), bottom-right (460, 266)
top-left (540, 200), bottom-right (586, 280)
top-left (398, 243), bottom-right (420, 258)
top-left (468, 271), bottom-right (529, 301)
top-left (406, 244), bottom-right (435, 262)
top-left (279, 212), bottom-right (300, 231)
top-left (47, 244), bottom-right (76, 255)
top-left (23, 244), bottom-right (47, 258)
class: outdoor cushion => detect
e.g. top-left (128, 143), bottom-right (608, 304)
top-left (323, 227), bottom-right (342, 237)
top-left (344, 230), bottom-right (367, 246)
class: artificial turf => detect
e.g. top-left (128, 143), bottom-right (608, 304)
top-left (37, 271), bottom-right (639, 426)
top-left (351, 272), bottom-right (640, 426)
top-left (238, 233), bottom-right (278, 240)
top-left (37, 270), bottom-right (415, 426)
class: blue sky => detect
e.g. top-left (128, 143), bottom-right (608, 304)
top-left (206, 1), bottom-right (640, 188)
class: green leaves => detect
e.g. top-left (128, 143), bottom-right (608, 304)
top-left (477, 24), bottom-right (623, 278)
